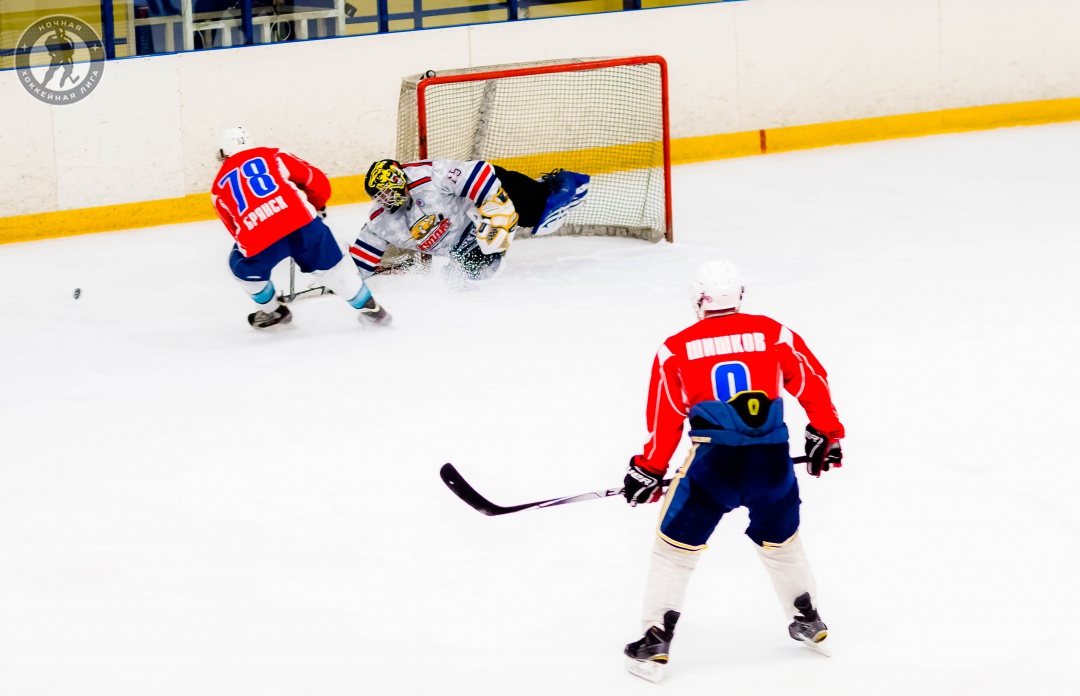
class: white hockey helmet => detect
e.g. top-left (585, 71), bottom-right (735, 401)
top-left (217, 126), bottom-right (253, 161)
top-left (690, 260), bottom-right (744, 318)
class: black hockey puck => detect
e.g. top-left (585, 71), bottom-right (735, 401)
top-left (74, 288), bottom-right (81, 299)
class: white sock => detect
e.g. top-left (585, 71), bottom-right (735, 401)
top-left (755, 533), bottom-right (818, 620)
top-left (237, 279), bottom-right (280, 311)
top-left (311, 256), bottom-right (366, 306)
top-left (641, 537), bottom-right (701, 633)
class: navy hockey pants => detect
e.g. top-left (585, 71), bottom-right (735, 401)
top-left (658, 401), bottom-right (801, 551)
top-left (229, 217), bottom-right (342, 282)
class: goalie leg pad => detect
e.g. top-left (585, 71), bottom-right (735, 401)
top-left (533, 170), bottom-right (590, 236)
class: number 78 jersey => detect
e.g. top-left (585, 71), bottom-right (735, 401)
top-left (211, 147), bottom-right (330, 257)
top-left (639, 312), bottom-right (845, 473)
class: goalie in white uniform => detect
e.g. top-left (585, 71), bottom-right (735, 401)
top-left (349, 159), bottom-right (590, 280)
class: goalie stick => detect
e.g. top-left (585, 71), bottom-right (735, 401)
top-left (441, 457), bottom-right (811, 516)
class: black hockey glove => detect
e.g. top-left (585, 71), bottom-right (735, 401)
top-left (624, 457), bottom-right (664, 507)
top-left (804, 425), bottom-right (843, 477)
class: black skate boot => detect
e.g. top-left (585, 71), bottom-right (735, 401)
top-left (248, 304), bottom-right (292, 329)
top-left (788, 592), bottom-right (829, 654)
top-left (357, 295), bottom-right (392, 326)
top-left (625, 610), bottom-right (679, 683)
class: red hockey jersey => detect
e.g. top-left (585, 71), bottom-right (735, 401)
top-left (637, 312), bottom-right (844, 474)
top-left (211, 148), bottom-right (330, 257)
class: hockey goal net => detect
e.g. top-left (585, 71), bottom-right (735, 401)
top-left (394, 55), bottom-right (672, 248)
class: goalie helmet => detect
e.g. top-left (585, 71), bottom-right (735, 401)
top-left (218, 126), bottom-right (253, 162)
top-left (690, 260), bottom-right (744, 318)
top-left (365, 159), bottom-right (408, 212)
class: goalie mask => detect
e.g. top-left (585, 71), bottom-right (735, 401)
top-left (217, 126), bottom-right (253, 162)
top-left (366, 159), bottom-right (408, 212)
top-left (690, 260), bottom-right (744, 319)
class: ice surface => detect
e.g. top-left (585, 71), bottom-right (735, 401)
top-left (2, 123), bottom-right (1079, 695)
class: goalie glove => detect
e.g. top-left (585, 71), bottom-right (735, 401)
top-left (804, 425), bottom-right (843, 477)
top-left (473, 188), bottom-right (519, 255)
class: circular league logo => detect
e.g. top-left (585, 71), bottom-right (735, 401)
top-left (15, 15), bottom-right (105, 105)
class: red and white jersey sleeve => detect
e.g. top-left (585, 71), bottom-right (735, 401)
top-left (440, 159), bottom-right (504, 206)
top-left (636, 312), bottom-right (844, 475)
top-left (638, 343), bottom-right (689, 474)
top-left (211, 147), bottom-right (330, 257)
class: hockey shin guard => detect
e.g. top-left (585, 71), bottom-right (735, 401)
top-left (642, 537), bottom-right (701, 633)
top-left (755, 533), bottom-right (818, 620)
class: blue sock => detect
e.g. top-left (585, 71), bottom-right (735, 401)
top-left (252, 281), bottom-right (276, 304)
top-left (348, 284), bottom-right (372, 309)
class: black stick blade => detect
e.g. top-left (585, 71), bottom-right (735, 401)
top-left (440, 463), bottom-right (507, 516)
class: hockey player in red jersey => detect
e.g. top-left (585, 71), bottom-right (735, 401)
top-left (622, 260), bottom-right (845, 683)
top-left (211, 127), bottom-right (390, 328)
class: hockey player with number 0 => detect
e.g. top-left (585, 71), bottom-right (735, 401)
top-left (622, 260), bottom-right (845, 683)
top-left (350, 159), bottom-right (589, 280)
top-left (211, 127), bottom-right (391, 329)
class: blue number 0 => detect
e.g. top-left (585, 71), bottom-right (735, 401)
top-left (711, 361), bottom-right (751, 402)
top-left (217, 157), bottom-right (279, 214)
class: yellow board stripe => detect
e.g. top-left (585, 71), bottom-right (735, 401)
top-left (760, 97), bottom-right (1080, 155)
top-left (3, 97), bottom-right (1080, 246)
top-left (489, 141), bottom-right (664, 179)
top-left (0, 174), bottom-right (370, 245)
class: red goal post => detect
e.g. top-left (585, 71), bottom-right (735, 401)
top-left (395, 56), bottom-right (673, 244)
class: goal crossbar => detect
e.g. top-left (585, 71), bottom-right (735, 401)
top-left (398, 55), bottom-right (673, 243)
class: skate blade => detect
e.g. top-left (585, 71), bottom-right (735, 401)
top-left (626, 657), bottom-right (666, 683)
top-left (357, 312), bottom-right (393, 327)
top-left (249, 317), bottom-right (295, 331)
top-left (796, 633), bottom-right (832, 657)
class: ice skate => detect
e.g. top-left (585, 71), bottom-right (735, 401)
top-left (247, 304), bottom-right (292, 329)
top-left (788, 593), bottom-right (830, 656)
top-left (625, 610), bottom-right (679, 683)
top-left (357, 295), bottom-right (392, 326)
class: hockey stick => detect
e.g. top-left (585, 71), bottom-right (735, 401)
top-left (439, 463), bottom-right (663, 516)
top-left (279, 285), bottom-right (334, 303)
top-left (278, 259), bottom-right (333, 303)
top-left (441, 456), bottom-right (812, 517)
